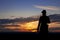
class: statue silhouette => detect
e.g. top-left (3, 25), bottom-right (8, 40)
top-left (37, 10), bottom-right (50, 34)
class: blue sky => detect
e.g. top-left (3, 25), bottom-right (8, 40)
top-left (0, 0), bottom-right (60, 19)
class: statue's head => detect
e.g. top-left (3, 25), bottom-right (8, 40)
top-left (41, 10), bottom-right (46, 16)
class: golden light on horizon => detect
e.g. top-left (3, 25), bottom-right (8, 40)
top-left (4, 21), bottom-right (38, 32)
top-left (19, 21), bottom-right (38, 32)
top-left (24, 21), bottom-right (38, 29)
top-left (48, 22), bottom-right (60, 28)
top-left (4, 20), bottom-right (60, 32)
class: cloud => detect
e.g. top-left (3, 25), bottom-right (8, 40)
top-left (34, 5), bottom-right (60, 10)
top-left (0, 14), bottom-right (60, 24)
top-left (11, 16), bottom-right (15, 17)
top-left (0, 15), bottom-right (40, 24)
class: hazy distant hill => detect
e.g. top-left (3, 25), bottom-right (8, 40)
top-left (49, 14), bottom-right (60, 22)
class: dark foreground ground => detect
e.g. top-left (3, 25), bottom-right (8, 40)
top-left (0, 32), bottom-right (60, 39)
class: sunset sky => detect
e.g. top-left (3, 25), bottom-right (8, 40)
top-left (0, 0), bottom-right (60, 19)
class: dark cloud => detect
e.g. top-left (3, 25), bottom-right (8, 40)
top-left (11, 16), bottom-right (15, 17)
top-left (0, 15), bottom-right (39, 24)
top-left (0, 14), bottom-right (60, 24)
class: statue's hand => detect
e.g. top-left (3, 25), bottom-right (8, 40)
top-left (37, 28), bottom-right (39, 32)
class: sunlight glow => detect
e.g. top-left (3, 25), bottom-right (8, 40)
top-left (4, 21), bottom-right (60, 32)
top-left (4, 21), bottom-right (38, 32)
top-left (25, 21), bottom-right (38, 29)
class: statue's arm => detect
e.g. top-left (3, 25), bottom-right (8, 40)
top-left (47, 17), bottom-right (51, 23)
top-left (48, 17), bottom-right (50, 23)
top-left (37, 17), bottom-right (41, 31)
